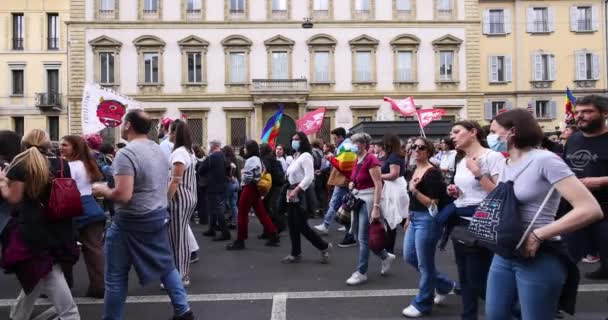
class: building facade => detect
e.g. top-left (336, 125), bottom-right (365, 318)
top-left (0, 0), bottom-right (70, 140)
top-left (67, 0), bottom-right (482, 148)
top-left (479, 0), bottom-right (607, 131)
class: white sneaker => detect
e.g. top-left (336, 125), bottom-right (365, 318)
top-left (434, 282), bottom-right (456, 305)
top-left (314, 223), bottom-right (329, 235)
top-left (380, 253), bottom-right (396, 275)
top-left (346, 271), bottom-right (368, 285)
top-left (338, 226), bottom-right (346, 232)
top-left (402, 305), bottom-right (423, 318)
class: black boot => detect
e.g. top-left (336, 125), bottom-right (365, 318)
top-left (212, 231), bottom-right (231, 242)
top-left (226, 239), bottom-right (245, 250)
top-left (171, 310), bottom-right (194, 320)
top-left (265, 233), bottom-right (280, 247)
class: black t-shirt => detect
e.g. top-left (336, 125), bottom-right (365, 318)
top-left (381, 153), bottom-right (406, 176)
top-left (406, 166), bottom-right (446, 212)
top-left (563, 131), bottom-right (608, 213)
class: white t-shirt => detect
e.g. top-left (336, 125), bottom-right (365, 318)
top-left (286, 152), bottom-right (314, 190)
top-left (453, 149), bottom-right (505, 208)
top-left (68, 160), bottom-right (92, 196)
top-left (170, 146), bottom-right (193, 169)
top-left (440, 150), bottom-right (458, 172)
top-left (159, 137), bottom-right (174, 163)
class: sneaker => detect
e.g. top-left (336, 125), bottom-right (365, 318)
top-left (401, 305), bottom-right (423, 318)
top-left (582, 255), bottom-right (600, 264)
top-left (434, 281), bottom-right (457, 305)
top-left (320, 243), bottom-right (332, 264)
top-left (171, 310), bottom-right (195, 320)
top-left (226, 240), bottom-right (245, 251)
top-left (281, 255), bottom-right (302, 264)
top-left (338, 226), bottom-right (346, 232)
top-left (190, 252), bottom-right (199, 264)
top-left (585, 269), bottom-right (608, 280)
top-left (314, 223), bottom-right (329, 235)
top-left (182, 277), bottom-right (191, 288)
top-left (338, 234), bottom-right (357, 248)
top-left (380, 253), bottom-right (396, 275)
top-left (346, 271), bottom-right (368, 285)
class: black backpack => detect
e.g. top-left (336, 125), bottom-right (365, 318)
top-left (312, 149), bottom-right (323, 171)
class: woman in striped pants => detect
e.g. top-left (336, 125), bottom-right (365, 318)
top-left (167, 120), bottom-right (198, 287)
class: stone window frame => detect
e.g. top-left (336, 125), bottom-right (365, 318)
top-left (133, 35), bottom-right (166, 93)
top-left (179, 107), bottom-right (210, 145)
top-left (144, 108), bottom-right (167, 142)
top-left (432, 34), bottom-right (462, 85)
top-left (222, 35), bottom-right (253, 88)
top-left (8, 62), bottom-right (26, 97)
top-left (95, 0), bottom-right (119, 20)
top-left (307, 34), bottom-right (337, 89)
top-left (349, 35), bottom-right (379, 88)
top-left (434, 0), bottom-right (457, 20)
top-left (309, 0), bottom-right (334, 21)
top-left (393, 0), bottom-right (415, 20)
top-left (264, 35), bottom-right (295, 80)
top-left (223, 107), bottom-right (253, 148)
top-left (225, 0), bottom-right (249, 21)
top-left (350, 105), bottom-right (379, 125)
top-left (182, 0), bottom-right (205, 21)
top-left (90, 35), bottom-right (122, 88)
top-left (178, 35), bottom-right (209, 90)
top-left (138, 0), bottom-right (162, 20)
top-left (390, 34), bottom-right (420, 88)
top-left (351, 0), bottom-right (375, 21)
top-left (267, 0), bottom-right (291, 21)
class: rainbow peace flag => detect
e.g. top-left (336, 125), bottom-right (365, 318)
top-left (328, 138), bottom-right (357, 177)
top-left (565, 87), bottom-right (576, 125)
top-left (260, 105), bottom-right (284, 149)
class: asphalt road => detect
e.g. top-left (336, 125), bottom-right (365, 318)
top-left (1, 219), bottom-right (607, 320)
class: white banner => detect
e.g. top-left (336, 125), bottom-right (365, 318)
top-left (81, 83), bottom-right (142, 135)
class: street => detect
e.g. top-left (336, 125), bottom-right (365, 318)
top-left (1, 219), bottom-right (607, 320)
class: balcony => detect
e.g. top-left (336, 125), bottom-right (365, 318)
top-left (13, 38), bottom-right (24, 50)
top-left (271, 9), bottom-right (288, 19)
top-left (313, 9), bottom-right (330, 19)
top-left (186, 9), bottom-right (202, 20)
top-left (143, 9), bottom-right (159, 20)
top-left (35, 93), bottom-right (62, 111)
top-left (229, 9), bottom-right (246, 20)
top-left (98, 9), bottom-right (115, 20)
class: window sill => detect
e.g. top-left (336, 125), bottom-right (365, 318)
top-left (183, 82), bottom-right (207, 86)
top-left (100, 83), bottom-right (119, 87)
top-left (574, 79), bottom-right (597, 88)
top-left (530, 80), bottom-right (553, 89)
top-left (225, 82), bottom-right (249, 87)
top-left (394, 81), bottom-right (418, 85)
top-left (352, 81), bottom-right (377, 85)
top-left (9, 94), bottom-right (24, 97)
top-left (486, 32), bottom-right (509, 36)
top-left (573, 29), bottom-right (595, 33)
top-left (137, 83), bottom-right (163, 87)
top-left (528, 31), bottom-right (552, 35)
top-left (310, 81), bottom-right (335, 85)
top-left (436, 80), bottom-right (459, 85)
top-left (489, 81), bottom-right (510, 85)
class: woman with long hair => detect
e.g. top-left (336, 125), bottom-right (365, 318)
top-left (167, 120), bottom-right (198, 286)
top-left (260, 143), bottom-right (286, 234)
top-left (281, 132), bottom-right (331, 264)
top-left (60, 135), bottom-right (106, 298)
top-left (275, 144), bottom-right (293, 173)
top-left (222, 145), bottom-right (239, 229)
top-left (0, 129), bottom-right (80, 319)
top-left (485, 109), bottom-right (602, 319)
top-left (401, 137), bottom-right (456, 318)
top-left (226, 140), bottom-right (279, 250)
top-left (438, 137), bottom-right (458, 185)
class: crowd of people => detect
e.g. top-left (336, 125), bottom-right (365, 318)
top-left (0, 94), bottom-right (606, 320)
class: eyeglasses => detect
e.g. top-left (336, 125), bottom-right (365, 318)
top-left (411, 144), bottom-right (427, 151)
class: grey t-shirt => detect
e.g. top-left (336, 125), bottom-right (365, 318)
top-left (500, 149), bottom-right (574, 230)
top-left (113, 139), bottom-right (169, 215)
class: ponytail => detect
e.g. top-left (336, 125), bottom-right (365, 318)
top-left (8, 147), bottom-right (50, 199)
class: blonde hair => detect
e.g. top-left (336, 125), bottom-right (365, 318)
top-left (8, 129), bottom-right (50, 199)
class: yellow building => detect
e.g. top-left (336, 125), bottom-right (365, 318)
top-left (0, 0), bottom-right (69, 140)
top-left (480, 0), bottom-right (607, 131)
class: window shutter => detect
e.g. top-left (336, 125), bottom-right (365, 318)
top-left (526, 7), bottom-right (535, 33)
top-left (489, 56), bottom-right (498, 82)
top-left (505, 100), bottom-right (513, 111)
top-left (533, 53), bottom-right (543, 81)
top-left (55, 16), bottom-right (60, 46)
top-left (575, 51), bottom-right (586, 80)
top-left (549, 101), bottom-right (558, 119)
top-left (482, 10), bottom-right (490, 34)
top-left (570, 6), bottom-right (578, 31)
top-left (505, 56), bottom-right (512, 82)
top-left (504, 9), bottom-right (512, 34)
top-left (592, 6), bottom-right (599, 31)
top-left (484, 102), bottom-right (493, 120)
top-left (548, 7), bottom-right (555, 32)
top-left (529, 100), bottom-right (537, 118)
top-left (593, 53), bottom-right (601, 80)
top-left (549, 55), bottom-right (557, 81)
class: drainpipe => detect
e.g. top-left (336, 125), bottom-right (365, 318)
top-left (66, 21), bottom-right (71, 134)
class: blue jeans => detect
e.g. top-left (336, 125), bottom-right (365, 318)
top-left (485, 253), bottom-right (566, 320)
top-left (322, 186), bottom-right (348, 227)
top-left (404, 210), bottom-right (454, 314)
top-left (103, 223), bottom-right (190, 320)
top-left (355, 202), bottom-right (389, 274)
top-left (225, 179), bottom-right (239, 224)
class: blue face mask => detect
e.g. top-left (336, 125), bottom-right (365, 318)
top-left (350, 145), bottom-right (359, 154)
top-left (487, 134), bottom-right (507, 152)
top-left (291, 140), bottom-right (300, 151)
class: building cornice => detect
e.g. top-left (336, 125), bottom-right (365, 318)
top-left (65, 20), bottom-right (480, 27)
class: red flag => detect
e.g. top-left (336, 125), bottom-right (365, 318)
top-left (384, 96), bottom-right (417, 116)
top-left (417, 109), bottom-right (446, 128)
top-left (296, 108), bottom-right (326, 135)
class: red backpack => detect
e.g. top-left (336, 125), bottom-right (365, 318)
top-left (46, 159), bottom-right (82, 221)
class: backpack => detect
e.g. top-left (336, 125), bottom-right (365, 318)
top-left (257, 169), bottom-right (272, 196)
top-left (46, 158), bottom-right (83, 221)
top-left (312, 149), bottom-right (323, 171)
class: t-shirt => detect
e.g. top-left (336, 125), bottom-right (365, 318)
top-left (113, 139), bottom-right (169, 216)
top-left (453, 149), bottom-right (505, 208)
top-left (500, 149), bottom-right (574, 230)
top-left (159, 137), bottom-right (174, 162)
top-left (407, 167), bottom-right (446, 212)
top-left (381, 152), bottom-right (406, 176)
top-left (170, 146), bottom-right (193, 169)
top-left (563, 131), bottom-right (608, 213)
top-left (68, 160), bottom-right (92, 196)
top-left (351, 154), bottom-right (381, 190)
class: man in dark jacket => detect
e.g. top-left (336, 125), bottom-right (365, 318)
top-left (198, 139), bottom-right (230, 241)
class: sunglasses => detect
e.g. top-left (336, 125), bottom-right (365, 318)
top-left (411, 144), bottom-right (428, 151)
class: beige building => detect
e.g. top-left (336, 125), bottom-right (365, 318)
top-left (0, 0), bottom-right (70, 140)
top-left (479, 0), bottom-right (607, 131)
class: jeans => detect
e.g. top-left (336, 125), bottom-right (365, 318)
top-left (404, 210), bottom-right (454, 314)
top-left (356, 202), bottom-right (389, 274)
top-left (103, 223), bottom-right (189, 320)
top-left (225, 179), bottom-right (239, 224)
top-left (485, 253), bottom-right (566, 320)
top-left (287, 202), bottom-right (328, 256)
top-left (322, 186), bottom-right (348, 227)
top-left (565, 218), bottom-right (608, 270)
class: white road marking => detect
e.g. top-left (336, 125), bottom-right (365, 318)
top-left (270, 293), bottom-right (287, 320)
top-left (0, 284), bottom-right (606, 308)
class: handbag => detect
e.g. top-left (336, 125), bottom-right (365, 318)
top-left (451, 223), bottom-right (479, 248)
top-left (368, 220), bottom-right (387, 252)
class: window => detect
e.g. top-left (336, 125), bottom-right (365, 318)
top-left (47, 69), bottom-right (59, 95)
top-left (273, 0), bottom-right (287, 11)
top-left (527, 7), bottom-right (552, 33)
top-left (439, 51), bottom-right (453, 81)
top-left (437, 0), bottom-right (451, 12)
top-left (576, 6), bottom-right (592, 31)
top-left (187, 0), bottom-right (202, 12)
top-left (314, 51), bottom-right (330, 82)
top-left (271, 51), bottom-right (288, 79)
top-left (12, 14), bottom-right (24, 50)
top-left (576, 51), bottom-right (600, 81)
top-left (230, 118), bottom-right (247, 148)
top-left (488, 56), bottom-right (512, 83)
top-left (489, 10), bottom-right (504, 34)
top-left (100, 0), bottom-right (115, 12)
top-left (13, 117), bottom-right (24, 137)
top-left (100, 52), bottom-right (115, 84)
top-left (48, 14), bottom-right (59, 50)
top-left (492, 101), bottom-right (505, 118)
top-left (396, 51), bottom-right (413, 82)
top-left (533, 53), bottom-right (556, 81)
top-left (355, 51), bottom-right (372, 82)
top-left (355, 0), bottom-right (370, 11)
top-left (314, 0), bottom-right (329, 11)
top-left (231, 0), bottom-right (245, 12)
top-left (230, 52), bottom-right (246, 83)
top-left (535, 100), bottom-right (550, 119)
top-left (358, 116), bottom-right (373, 123)
top-left (144, 53), bottom-right (159, 83)
top-left (144, 0), bottom-right (158, 12)
top-left (11, 70), bottom-right (24, 95)
top-left (187, 52), bottom-right (203, 83)
top-left (97, 0), bottom-right (116, 21)
top-left (48, 116), bottom-right (59, 141)
top-left (396, 0), bottom-right (410, 11)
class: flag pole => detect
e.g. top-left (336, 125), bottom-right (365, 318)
top-left (415, 111), bottom-right (426, 138)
